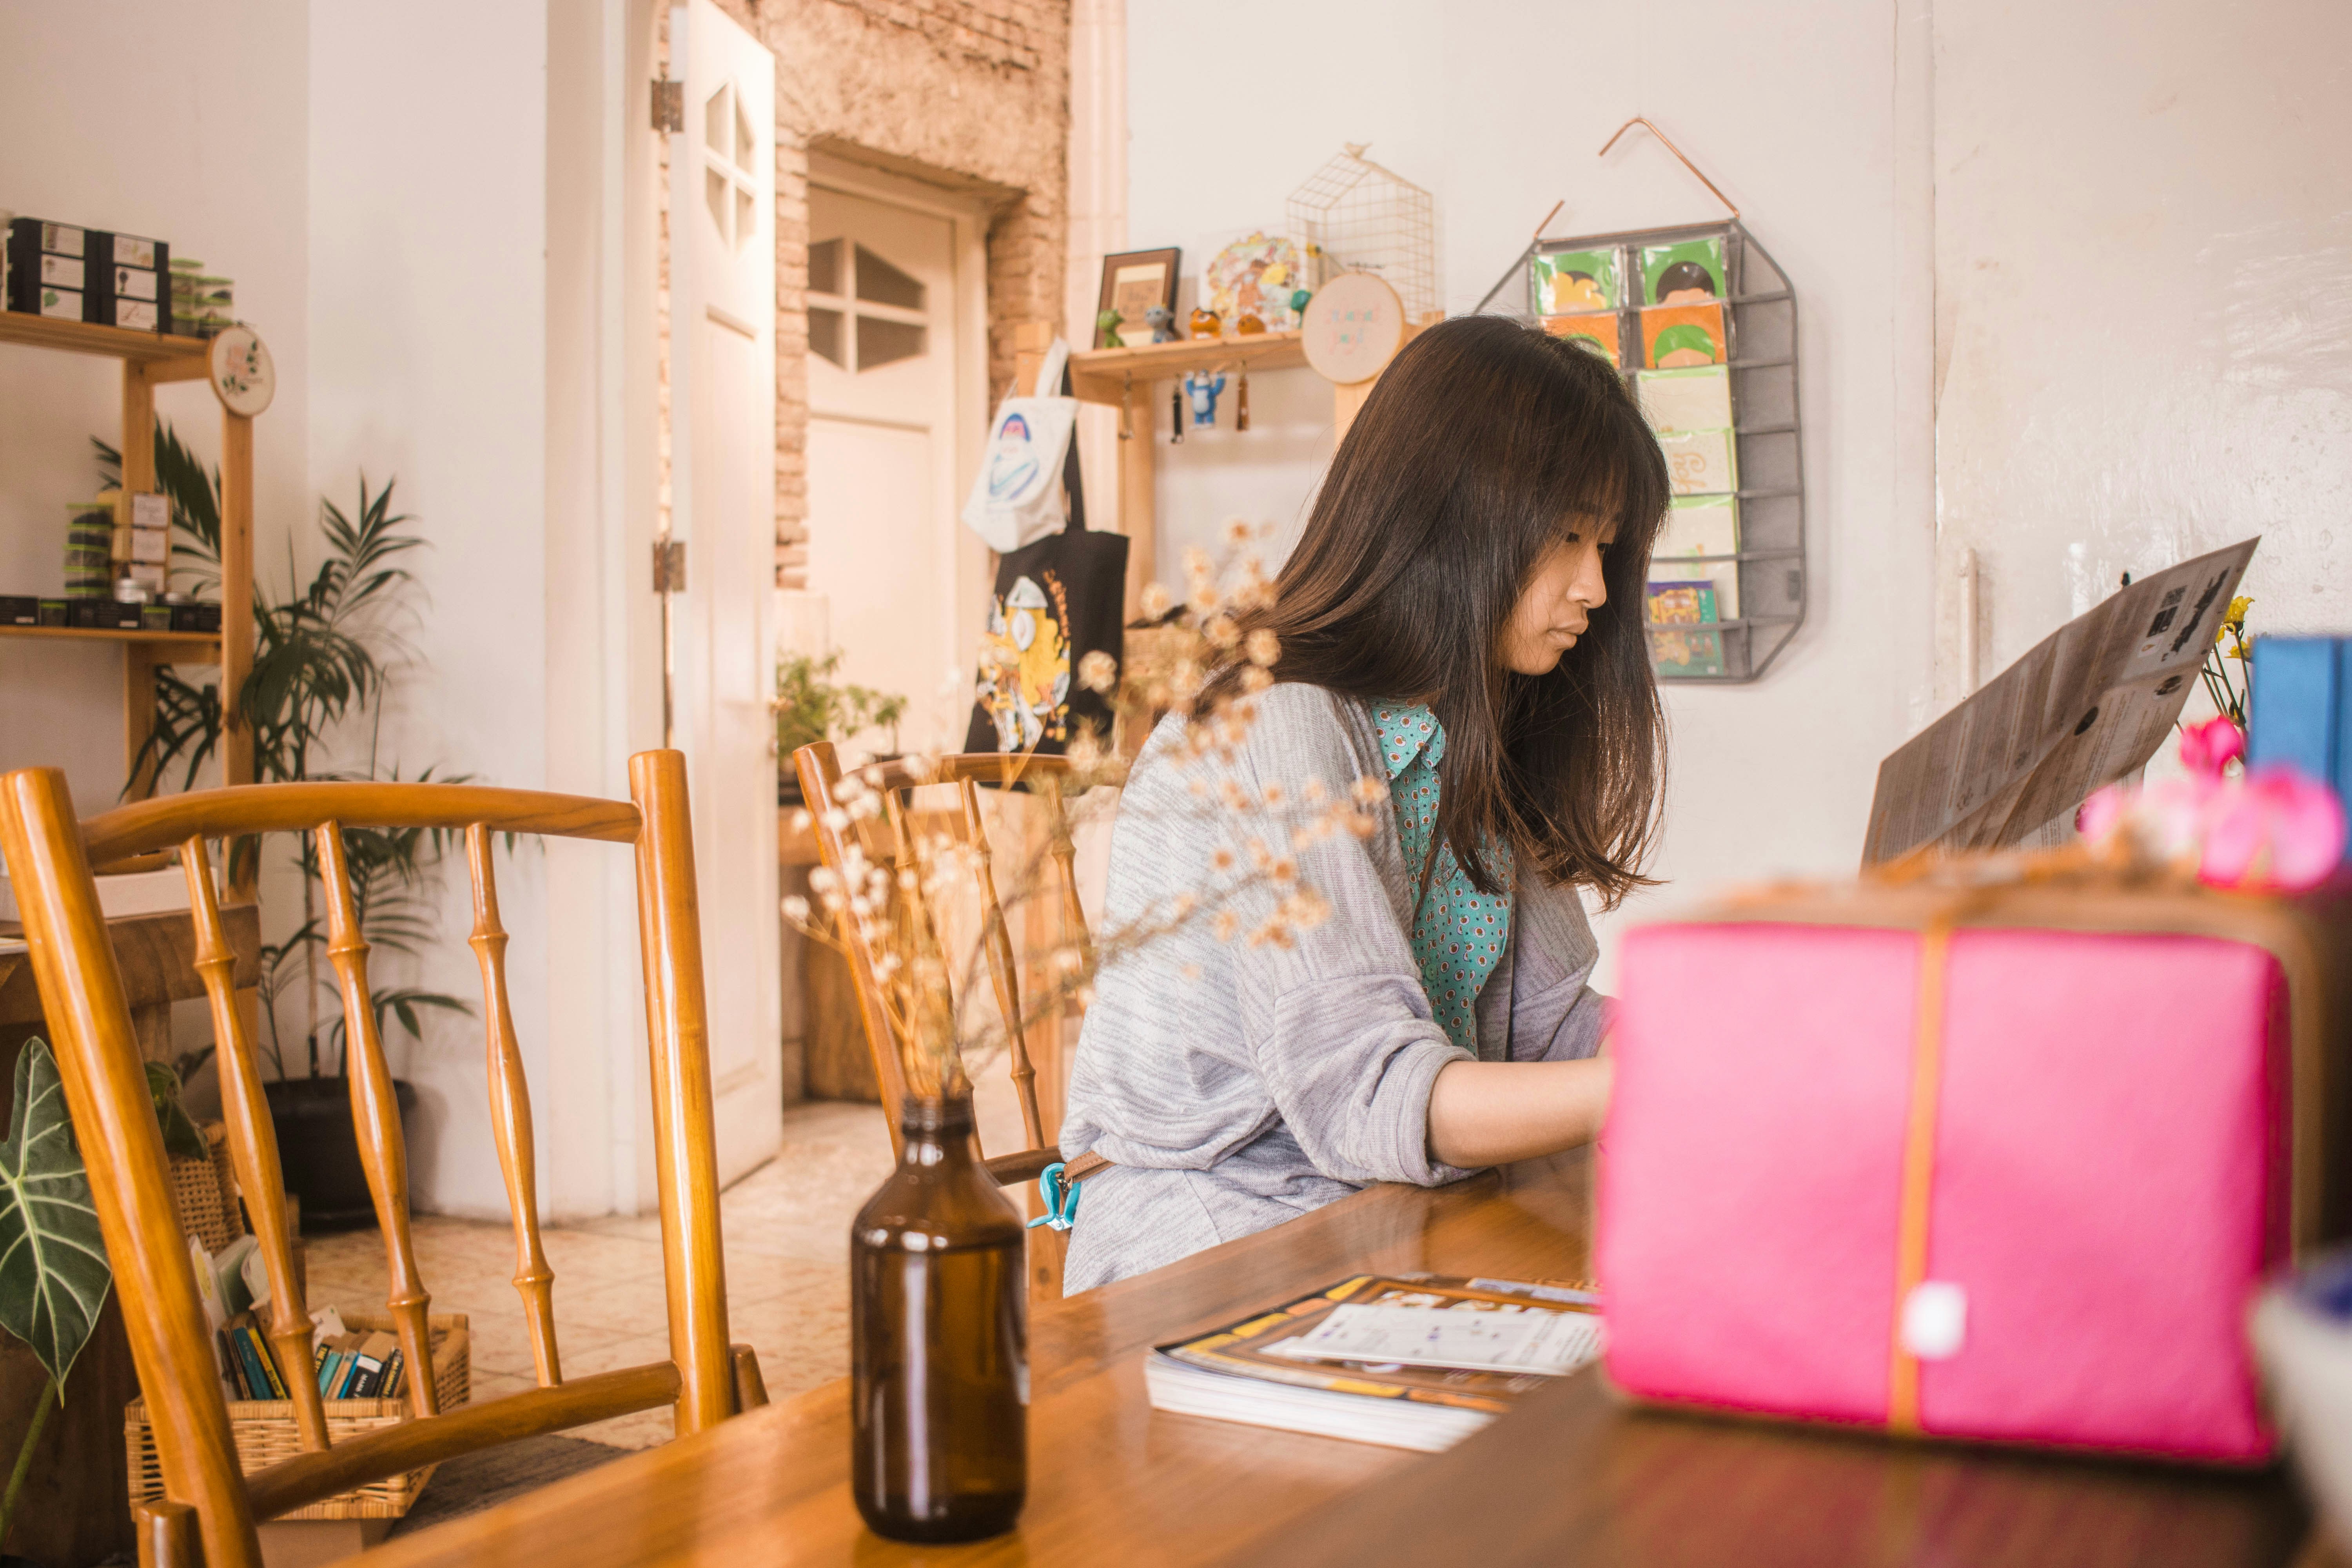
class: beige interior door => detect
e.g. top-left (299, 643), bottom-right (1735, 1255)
top-left (670, 0), bottom-right (780, 1183)
top-left (804, 187), bottom-right (962, 753)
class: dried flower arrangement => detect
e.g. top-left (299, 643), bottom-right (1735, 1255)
top-left (783, 523), bottom-right (1381, 1104)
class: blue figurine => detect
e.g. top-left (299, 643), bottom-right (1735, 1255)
top-left (1145, 304), bottom-right (1178, 343)
top-left (1183, 370), bottom-right (1227, 428)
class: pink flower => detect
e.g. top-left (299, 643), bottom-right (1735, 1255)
top-left (2179, 715), bottom-right (2247, 779)
top-left (2198, 764), bottom-right (2346, 891)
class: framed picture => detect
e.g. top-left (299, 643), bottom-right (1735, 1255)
top-left (1098, 247), bottom-right (1180, 349)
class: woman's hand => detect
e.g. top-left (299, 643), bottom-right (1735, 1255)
top-left (1425, 1057), bottom-right (1613, 1170)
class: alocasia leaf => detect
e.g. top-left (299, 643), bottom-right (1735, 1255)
top-left (0, 1039), bottom-right (112, 1387)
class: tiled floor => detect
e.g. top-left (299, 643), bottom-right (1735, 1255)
top-left (304, 1078), bottom-right (1031, 1448)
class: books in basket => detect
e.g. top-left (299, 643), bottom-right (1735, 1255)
top-left (1144, 1274), bottom-right (1603, 1453)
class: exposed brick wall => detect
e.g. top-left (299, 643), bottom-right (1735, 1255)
top-left (712, 0), bottom-right (1073, 587)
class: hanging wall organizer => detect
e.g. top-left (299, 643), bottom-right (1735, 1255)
top-left (1475, 118), bottom-right (1806, 683)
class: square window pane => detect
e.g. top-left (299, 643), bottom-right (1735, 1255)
top-left (857, 314), bottom-right (925, 370)
top-left (737, 185), bottom-right (757, 253)
top-left (854, 244), bottom-right (924, 311)
top-left (705, 168), bottom-right (731, 242)
top-left (809, 307), bottom-right (845, 368)
top-left (704, 85), bottom-right (730, 156)
top-left (808, 238), bottom-right (842, 296)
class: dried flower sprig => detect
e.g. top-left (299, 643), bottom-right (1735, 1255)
top-left (780, 523), bottom-right (1385, 1110)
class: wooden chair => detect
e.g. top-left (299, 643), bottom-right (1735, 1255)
top-left (791, 743), bottom-right (1094, 1288)
top-left (0, 753), bottom-right (766, 1568)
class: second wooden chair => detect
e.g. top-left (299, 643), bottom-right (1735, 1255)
top-left (0, 751), bottom-right (763, 1568)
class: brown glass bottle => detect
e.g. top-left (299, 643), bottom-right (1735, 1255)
top-left (850, 1095), bottom-right (1028, 1543)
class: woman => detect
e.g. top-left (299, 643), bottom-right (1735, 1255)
top-left (1057, 314), bottom-right (1670, 1291)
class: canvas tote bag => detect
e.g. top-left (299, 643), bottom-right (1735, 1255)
top-left (962, 337), bottom-right (1080, 554)
top-left (963, 361), bottom-right (1127, 757)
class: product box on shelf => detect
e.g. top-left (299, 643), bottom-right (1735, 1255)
top-left (67, 599), bottom-right (145, 631)
top-left (36, 600), bottom-right (68, 628)
top-left (6, 218), bottom-right (88, 319)
top-left (0, 597), bottom-right (36, 626)
top-left (1601, 872), bottom-right (2351, 1466)
top-left (170, 601), bottom-right (222, 634)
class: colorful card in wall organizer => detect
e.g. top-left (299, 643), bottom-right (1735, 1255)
top-left (1533, 248), bottom-right (1618, 314)
top-left (1651, 496), bottom-right (1740, 620)
top-left (1656, 427), bottom-right (1736, 496)
top-left (1637, 365), bottom-right (1733, 433)
top-left (1646, 581), bottom-right (1724, 678)
top-left (1542, 311), bottom-right (1620, 367)
top-left (1641, 303), bottom-right (1726, 368)
top-left (1641, 238), bottom-right (1726, 305)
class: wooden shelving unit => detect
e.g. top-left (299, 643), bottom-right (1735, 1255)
top-left (0, 313), bottom-right (254, 796)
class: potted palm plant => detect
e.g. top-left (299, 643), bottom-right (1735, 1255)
top-left (103, 429), bottom-right (472, 1230)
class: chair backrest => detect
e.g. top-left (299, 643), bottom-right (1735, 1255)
top-left (792, 742), bottom-right (1092, 1179)
top-left (0, 752), bottom-right (738, 1568)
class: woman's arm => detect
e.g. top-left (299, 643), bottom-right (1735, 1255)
top-left (1426, 1056), bottom-right (1612, 1169)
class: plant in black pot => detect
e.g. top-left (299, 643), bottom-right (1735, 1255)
top-left (104, 429), bottom-right (473, 1231)
top-left (774, 650), bottom-right (907, 805)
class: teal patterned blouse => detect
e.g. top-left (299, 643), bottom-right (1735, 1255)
top-left (1374, 703), bottom-right (1512, 1053)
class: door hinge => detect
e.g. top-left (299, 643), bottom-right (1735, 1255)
top-left (652, 79), bottom-right (684, 132)
top-left (653, 539), bottom-right (686, 593)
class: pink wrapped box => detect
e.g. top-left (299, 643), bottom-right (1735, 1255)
top-left (1598, 878), bottom-right (2337, 1463)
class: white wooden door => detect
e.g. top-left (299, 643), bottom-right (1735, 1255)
top-left (670, 0), bottom-right (780, 1183)
top-left (804, 187), bottom-right (962, 753)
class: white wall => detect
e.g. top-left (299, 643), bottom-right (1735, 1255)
top-left (1130, 0), bottom-right (1939, 975)
top-left (306, 1), bottom-right (561, 1216)
top-left (0, 0), bottom-right (311, 813)
top-left (1931, 0), bottom-right (2352, 699)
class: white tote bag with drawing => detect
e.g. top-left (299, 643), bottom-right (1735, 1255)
top-left (962, 336), bottom-right (1078, 554)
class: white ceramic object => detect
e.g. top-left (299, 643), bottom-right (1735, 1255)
top-left (2252, 1258), bottom-right (2352, 1551)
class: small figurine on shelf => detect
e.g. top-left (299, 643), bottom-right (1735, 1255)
top-left (1145, 305), bottom-right (1178, 343)
top-left (1183, 370), bottom-right (1226, 429)
top-left (1234, 314), bottom-right (1266, 336)
top-left (1189, 306), bottom-right (1222, 340)
top-left (1095, 307), bottom-right (1124, 350)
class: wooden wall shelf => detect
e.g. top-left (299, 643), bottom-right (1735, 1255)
top-left (0, 626), bottom-right (222, 650)
top-left (1029, 315), bottom-right (1432, 621)
top-left (1068, 331), bottom-right (1307, 406)
top-left (0, 313), bottom-right (213, 367)
top-left (0, 312), bottom-right (254, 800)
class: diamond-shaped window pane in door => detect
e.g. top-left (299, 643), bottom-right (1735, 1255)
top-left (735, 97), bottom-right (757, 171)
top-left (706, 168), bottom-right (732, 245)
top-left (854, 245), bottom-right (924, 310)
top-left (808, 238), bottom-right (842, 296)
top-left (736, 186), bottom-right (757, 254)
top-left (704, 83), bottom-right (731, 158)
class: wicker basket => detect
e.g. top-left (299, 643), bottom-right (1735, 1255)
top-left (169, 1123), bottom-right (244, 1254)
top-left (126, 1313), bottom-right (470, 1521)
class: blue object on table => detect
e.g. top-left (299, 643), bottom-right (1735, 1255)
top-left (2249, 637), bottom-right (2352, 860)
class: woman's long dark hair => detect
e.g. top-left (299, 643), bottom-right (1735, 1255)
top-left (1205, 314), bottom-right (1671, 906)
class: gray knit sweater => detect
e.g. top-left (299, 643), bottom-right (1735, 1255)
top-left (1057, 682), bottom-right (1609, 1292)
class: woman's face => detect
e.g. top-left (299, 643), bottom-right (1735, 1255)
top-left (1500, 520), bottom-right (1614, 676)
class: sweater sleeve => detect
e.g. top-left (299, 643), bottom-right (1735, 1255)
top-left (1506, 870), bottom-right (1611, 1063)
top-left (1220, 686), bottom-right (1473, 1187)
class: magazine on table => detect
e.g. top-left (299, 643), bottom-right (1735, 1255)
top-left (1144, 1273), bottom-right (1604, 1452)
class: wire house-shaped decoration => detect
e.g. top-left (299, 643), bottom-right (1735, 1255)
top-left (1285, 143), bottom-right (1436, 319)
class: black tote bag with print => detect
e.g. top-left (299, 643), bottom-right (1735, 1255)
top-left (963, 368), bottom-right (1128, 757)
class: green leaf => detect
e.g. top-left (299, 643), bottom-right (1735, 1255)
top-left (0, 1040), bottom-right (113, 1387)
top-left (144, 1060), bottom-right (207, 1162)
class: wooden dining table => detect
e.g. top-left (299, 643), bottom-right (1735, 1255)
top-left (356, 1146), bottom-right (2317, 1568)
